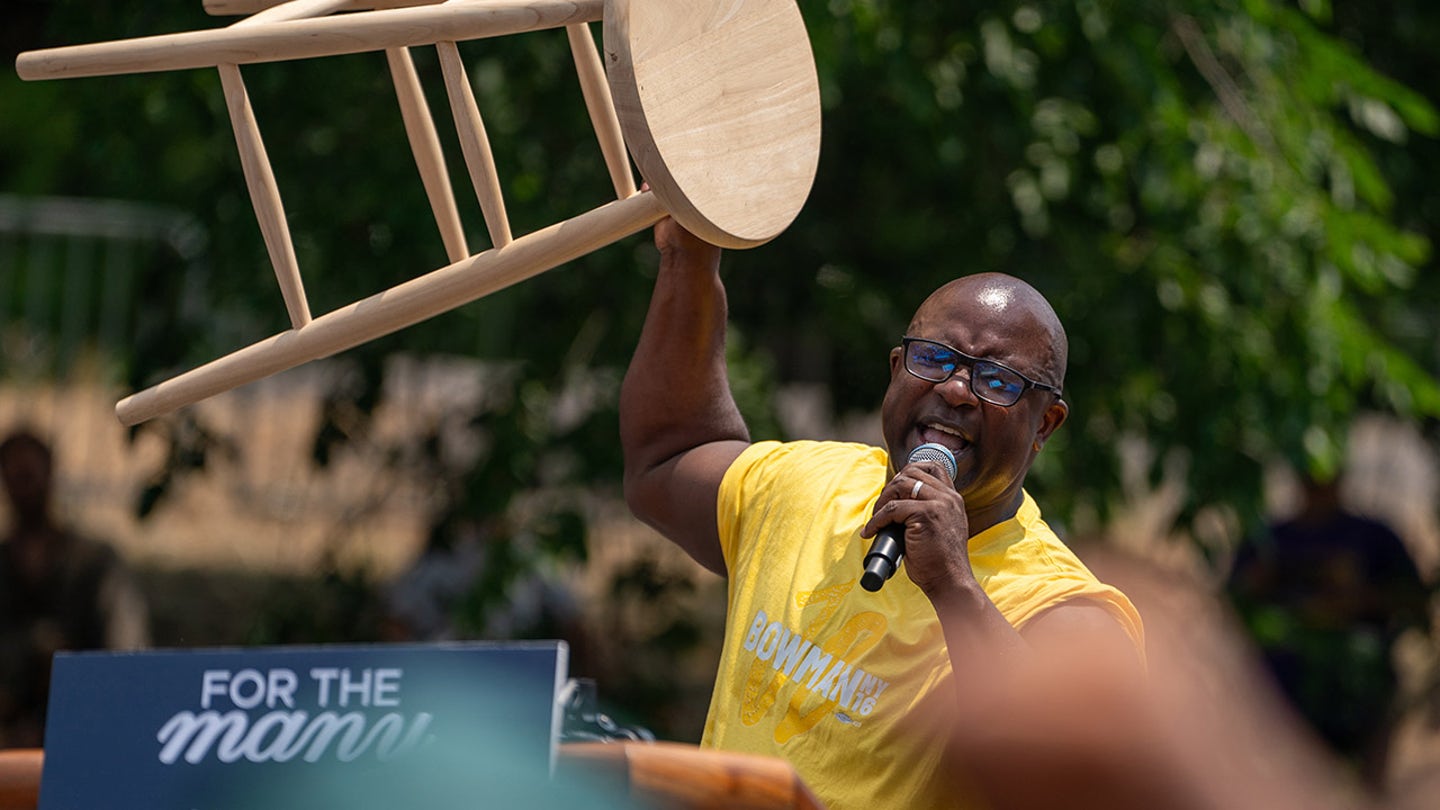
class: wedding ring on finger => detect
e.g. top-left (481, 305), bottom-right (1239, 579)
top-left (910, 480), bottom-right (924, 499)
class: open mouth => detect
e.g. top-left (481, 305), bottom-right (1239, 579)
top-left (919, 421), bottom-right (972, 455)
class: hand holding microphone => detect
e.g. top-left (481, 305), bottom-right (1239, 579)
top-left (860, 443), bottom-right (958, 592)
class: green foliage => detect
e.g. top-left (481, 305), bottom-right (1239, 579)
top-left (746, 0), bottom-right (1440, 534)
top-left (3, 0), bottom-right (1437, 566)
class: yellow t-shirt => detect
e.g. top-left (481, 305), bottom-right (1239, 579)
top-left (704, 440), bottom-right (1144, 810)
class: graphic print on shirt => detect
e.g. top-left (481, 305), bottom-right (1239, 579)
top-left (738, 579), bottom-right (890, 744)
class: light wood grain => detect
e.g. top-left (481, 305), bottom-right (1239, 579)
top-left (241, 0), bottom-right (352, 24)
top-left (18, 0), bottom-right (823, 423)
top-left (16, 0), bottom-right (603, 80)
top-left (561, 741), bottom-right (827, 810)
top-left (205, 0), bottom-right (438, 15)
top-left (217, 63), bottom-right (311, 328)
top-left (567, 22), bottom-right (635, 200)
top-left (387, 46), bottom-right (471, 263)
top-left (604, 0), bottom-right (821, 249)
top-left (437, 39), bottom-right (512, 248)
top-left (115, 191), bottom-right (667, 426)
top-left (220, 1), bottom-right (343, 328)
top-left (0, 750), bottom-right (41, 810)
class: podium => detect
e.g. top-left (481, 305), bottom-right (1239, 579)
top-left (7, 646), bottom-right (826, 808)
top-left (560, 742), bottom-right (825, 809)
top-left (0, 750), bottom-right (41, 810)
top-left (0, 744), bottom-right (825, 810)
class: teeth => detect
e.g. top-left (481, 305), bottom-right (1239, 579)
top-left (925, 423), bottom-right (968, 444)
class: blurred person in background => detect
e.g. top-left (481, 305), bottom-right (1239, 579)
top-left (1228, 469), bottom-right (1434, 786)
top-left (0, 428), bottom-right (150, 748)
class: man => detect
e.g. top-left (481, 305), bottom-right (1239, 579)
top-left (0, 429), bottom-right (150, 747)
top-left (620, 219), bottom-right (1144, 809)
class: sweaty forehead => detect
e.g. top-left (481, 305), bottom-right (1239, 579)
top-left (974, 281), bottom-right (1019, 313)
top-left (909, 274), bottom-right (1065, 377)
top-left (913, 277), bottom-right (1035, 336)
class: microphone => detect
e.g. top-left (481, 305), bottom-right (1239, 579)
top-left (860, 442), bottom-right (957, 592)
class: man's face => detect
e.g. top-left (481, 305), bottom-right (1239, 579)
top-left (880, 278), bottom-right (1067, 522)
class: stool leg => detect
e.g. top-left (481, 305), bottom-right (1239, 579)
top-left (218, 62), bottom-right (311, 329)
top-left (388, 46), bottom-right (471, 263)
top-left (437, 40), bottom-right (512, 249)
top-left (115, 191), bottom-right (668, 426)
top-left (567, 23), bottom-right (636, 200)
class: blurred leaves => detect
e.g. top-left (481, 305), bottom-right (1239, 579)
top-left (764, 0), bottom-right (1440, 536)
top-left (2, 0), bottom-right (1438, 562)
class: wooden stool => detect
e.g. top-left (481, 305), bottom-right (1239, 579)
top-left (16, 0), bottom-right (821, 425)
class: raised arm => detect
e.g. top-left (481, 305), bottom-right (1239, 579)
top-left (620, 217), bottom-right (750, 575)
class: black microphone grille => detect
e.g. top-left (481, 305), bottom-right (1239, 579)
top-left (909, 443), bottom-right (957, 482)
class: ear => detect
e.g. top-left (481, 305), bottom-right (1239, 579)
top-left (1031, 397), bottom-right (1068, 452)
top-left (889, 345), bottom-right (904, 378)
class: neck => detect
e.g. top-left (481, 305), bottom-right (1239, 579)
top-left (965, 488), bottom-right (1026, 538)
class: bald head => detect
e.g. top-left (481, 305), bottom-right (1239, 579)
top-left (909, 273), bottom-right (1068, 390)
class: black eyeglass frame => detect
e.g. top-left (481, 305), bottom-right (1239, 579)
top-left (900, 336), bottom-right (1062, 407)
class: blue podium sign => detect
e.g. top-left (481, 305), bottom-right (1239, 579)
top-left (40, 642), bottom-right (581, 810)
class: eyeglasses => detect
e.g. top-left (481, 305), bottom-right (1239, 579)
top-left (901, 336), bottom-right (1061, 407)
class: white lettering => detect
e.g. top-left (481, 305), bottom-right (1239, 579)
top-left (339, 669), bottom-right (372, 708)
top-left (359, 715), bottom-right (403, 761)
top-left (200, 671), bottom-right (230, 710)
top-left (199, 668), bottom-right (300, 710)
top-left (230, 669), bottom-right (266, 710)
top-left (815, 659), bottom-right (852, 698)
top-left (860, 673), bottom-right (878, 696)
top-left (743, 611), bottom-right (768, 652)
top-left (311, 668), bottom-right (340, 707)
top-left (383, 712), bottom-right (432, 760)
top-left (795, 647), bottom-right (834, 688)
top-left (155, 710), bottom-right (432, 765)
top-left (772, 633), bottom-right (812, 677)
top-left (269, 669), bottom-right (298, 709)
top-left (237, 711), bottom-right (308, 762)
top-left (302, 712), bottom-right (365, 761)
top-left (834, 666), bottom-right (864, 708)
top-left (157, 711), bottom-right (247, 764)
top-left (738, 611), bottom-right (895, 722)
top-left (373, 669), bottom-right (402, 708)
top-left (756, 623), bottom-right (783, 662)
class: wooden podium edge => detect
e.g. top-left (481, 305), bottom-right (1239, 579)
top-left (0, 744), bottom-right (826, 810)
top-left (561, 741), bottom-right (826, 809)
top-left (0, 750), bottom-right (41, 810)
